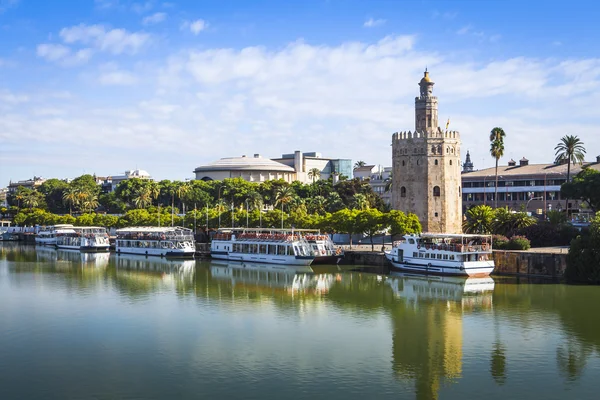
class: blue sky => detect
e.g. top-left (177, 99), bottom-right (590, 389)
top-left (1, 0), bottom-right (600, 185)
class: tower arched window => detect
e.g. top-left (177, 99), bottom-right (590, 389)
top-left (414, 148), bottom-right (417, 154)
top-left (431, 145), bottom-right (436, 154)
top-left (434, 159), bottom-right (438, 166)
top-left (417, 160), bottom-right (420, 166)
top-left (446, 147), bottom-right (450, 154)
top-left (402, 160), bottom-right (406, 166)
top-left (401, 187), bottom-right (406, 198)
top-left (433, 186), bottom-right (441, 197)
top-left (449, 160), bottom-right (453, 165)
top-left (437, 145), bottom-right (442, 153)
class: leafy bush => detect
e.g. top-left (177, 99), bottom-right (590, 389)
top-left (566, 215), bottom-right (600, 284)
top-left (505, 235), bottom-right (531, 250)
top-left (492, 234), bottom-right (509, 250)
top-left (517, 222), bottom-right (580, 247)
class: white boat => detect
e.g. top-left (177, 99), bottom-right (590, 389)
top-left (35, 224), bottom-right (75, 246)
top-left (56, 226), bottom-right (110, 252)
top-left (385, 233), bottom-right (494, 277)
top-left (302, 231), bottom-right (343, 264)
top-left (210, 228), bottom-right (315, 266)
top-left (115, 226), bottom-right (195, 258)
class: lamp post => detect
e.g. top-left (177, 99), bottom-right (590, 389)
top-left (231, 202), bottom-right (235, 228)
top-left (217, 185), bottom-right (225, 229)
top-left (245, 199), bottom-right (249, 228)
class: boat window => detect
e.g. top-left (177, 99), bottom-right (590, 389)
top-left (413, 252), bottom-right (418, 257)
top-left (408, 239), bottom-right (415, 244)
top-left (268, 245), bottom-right (276, 255)
top-left (437, 254), bottom-right (442, 259)
top-left (443, 255), bottom-right (448, 260)
top-left (260, 244), bottom-right (267, 254)
top-left (450, 255), bottom-right (455, 260)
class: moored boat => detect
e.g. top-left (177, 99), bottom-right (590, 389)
top-left (302, 231), bottom-right (343, 264)
top-left (115, 227), bottom-right (195, 258)
top-left (210, 228), bottom-right (315, 266)
top-left (56, 226), bottom-right (110, 252)
top-left (385, 233), bottom-right (494, 277)
top-left (35, 224), bottom-right (75, 246)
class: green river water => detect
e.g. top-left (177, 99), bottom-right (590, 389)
top-left (0, 243), bottom-right (599, 399)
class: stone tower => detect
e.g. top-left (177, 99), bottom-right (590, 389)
top-left (391, 70), bottom-right (462, 233)
top-left (462, 150), bottom-right (474, 173)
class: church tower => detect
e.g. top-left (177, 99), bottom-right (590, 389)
top-left (391, 70), bottom-right (463, 233)
top-left (462, 150), bottom-right (474, 173)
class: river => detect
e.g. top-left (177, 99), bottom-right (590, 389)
top-left (1, 243), bottom-right (599, 399)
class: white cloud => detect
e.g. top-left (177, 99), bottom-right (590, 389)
top-left (36, 43), bottom-right (93, 66)
top-left (181, 19), bottom-right (208, 35)
top-left (59, 24), bottom-right (151, 54)
top-left (456, 25), bottom-right (471, 35)
top-left (0, 89), bottom-right (28, 104)
top-left (142, 12), bottom-right (166, 25)
top-left (4, 34), bottom-right (600, 184)
top-left (364, 18), bottom-right (386, 28)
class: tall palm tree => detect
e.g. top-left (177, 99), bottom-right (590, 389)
top-left (82, 194), bottom-right (99, 213)
top-left (489, 127), bottom-right (506, 208)
top-left (149, 182), bottom-right (160, 206)
top-left (23, 192), bottom-right (40, 209)
top-left (62, 187), bottom-right (79, 215)
top-left (133, 187), bottom-right (152, 209)
top-left (353, 160), bottom-right (366, 170)
top-left (275, 186), bottom-right (295, 229)
top-left (307, 167), bottom-right (321, 183)
top-left (554, 135), bottom-right (586, 217)
top-left (352, 193), bottom-right (368, 210)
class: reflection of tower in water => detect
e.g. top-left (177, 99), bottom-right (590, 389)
top-left (388, 274), bottom-right (494, 400)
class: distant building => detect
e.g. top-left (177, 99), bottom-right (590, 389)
top-left (392, 70), bottom-right (462, 233)
top-left (194, 154), bottom-right (296, 183)
top-left (193, 151), bottom-right (352, 184)
top-left (103, 169), bottom-right (153, 192)
top-left (353, 164), bottom-right (393, 205)
top-left (0, 187), bottom-right (7, 207)
top-left (462, 150), bottom-right (474, 173)
top-left (7, 176), bottom-right (47, 194)
top-left (461, 155), bottom-right (600, 215)
top-left (272, 151), bottom-right (353, 183)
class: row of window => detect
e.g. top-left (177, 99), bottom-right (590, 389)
top-left (463, 179), bottom-right (567, 188)
top-left (400, 159), bottom-right (457, 167)
top-left (117, 240), bottom-right (180, 249)
top-left (229, 243), bottom-right (306, 256)
top-left (412, 252), bottom-right (456, 260)
top-left (399, 186), bottom-right (461, 198)
top-left (463, 191), bottom-right (561, 202)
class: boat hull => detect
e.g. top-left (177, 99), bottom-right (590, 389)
top-left (211, 251), bottom-right (314, 266)
top-left (386, 254), bottom-right (494, 277)
top-left (116, 247), bottom-right (195, 258)
top-left (311, 254), bottom-right (343, 265)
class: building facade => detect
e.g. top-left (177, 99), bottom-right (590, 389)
top-left (7, 176), bottom-right (47, 194)
top-left (102, 169), bottom-right (153, 192)
top-left (194, 154), bottom-right (297, 183)
top-left (271, 151), bottom-right (352, 183)
top-left (353, 164), bottom-right (393, 205)
top-left (392, 70), bottom-right (462, 233)
top-left (461, 156), bottom-right (600, 215)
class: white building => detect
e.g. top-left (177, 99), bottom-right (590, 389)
top-left (271, 151), bottom-right (353, 183)
top-left (353, 165), bottom-right (393, 205)
top-left (104, 169), bottom-right (153, 192)
top-left (194, 154), bottom-right (296, 182)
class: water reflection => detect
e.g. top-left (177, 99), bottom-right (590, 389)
top-left (385, 274), bottom-right (494, 399)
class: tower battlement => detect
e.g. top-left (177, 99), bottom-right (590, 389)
top-left (392, 129), bottom-right (460, 141)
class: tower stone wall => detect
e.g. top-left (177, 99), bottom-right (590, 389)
top-left (391, 71), bottom-right (463, 233)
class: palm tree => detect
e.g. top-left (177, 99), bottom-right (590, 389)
top-left (81, 194), bottom-right (99, 213)
top-left (275, 186), bottom-right (295, 229)
top-left (554, 135), bottom-right (586, 217)
top-left (352, 193), bottom-right (368, 210)
top-left (23, 192), bottom-right (40, 209)
top-left (149, 182), bottom-right (160, 206)
top-left (62, 187), bottom-right (79, 215)
top-left (307, 167), bottom-right (321, 183)
top-left (133, 187), bottom-right (152, 209)
top-left (463, 205), bottom-right (495, 234)
top-left (489, 127), bottom-right (506, 208)
top-left (354, 160), bottom-right (366, 170)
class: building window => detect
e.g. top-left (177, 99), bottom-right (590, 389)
top-left (402, 160), bottom-right (406, 166)
top-left (417, 160), bottom-right (420, 166)
top-left (449, 160), bottom-right (452, 165)
top-left (458, 186), bottom-right (461, 195)
top-left (433, 186), bottom-right (441, 197)
top-left (434, 212), bottom-right (439, 217)
top-left (434, 159), bottom-right (438, 165)
top-left (401, 187), bottom-right (406, 198)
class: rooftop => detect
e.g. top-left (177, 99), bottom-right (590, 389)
top-left (462, 161), bottom-right (600, 179)
top-left (194, 155), bottom-right (296, 173)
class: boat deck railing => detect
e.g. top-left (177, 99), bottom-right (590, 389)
top-left (395, 242), bottom-right (492, 253)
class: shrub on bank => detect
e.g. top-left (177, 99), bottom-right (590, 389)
top-left (566, 215), bottom-right (600, 284)
top-left (517, 222), bottom-right (580, 248)
top-left (505, 236), bottom-right (531, 250)
top-left (492, 235), bottom-right (509, 250)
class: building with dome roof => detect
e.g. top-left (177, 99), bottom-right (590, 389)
top-left (103, 169), bottom-right (153, 192)
top-left (194, 154), bottom-right (297, 182)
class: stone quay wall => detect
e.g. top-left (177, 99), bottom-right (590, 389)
top-left (492, 249), bottom-right (568, 278)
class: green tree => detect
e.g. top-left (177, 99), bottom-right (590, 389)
top-left (356, 209), bottom-right (386, 251)
top-left (565, 214), bottom-right (600, 284)
top-left (133, 186), bottom-right (153, 209)
top-left (492, 207), bottom-right (536, 236)
top-left (463, 205), bottom-right (495, 234)
top-left (387, 210), bottom-right (422, 241)
top-left (275, 186), bottom-right (295, 228)
top-left (62, 187), bottom-right (80, 215)
top-left (561, 168), bottom-right (600, 213)
top-left (307, 167), bottom-right (321, 183)
top-left (329, 209), bottom-right (360, 248)
top-left (38, 179), bottom-right (69, 213)
top-left (352, 193), bottom-right (369, 210)
top-left (554, 135), bottom-right (586, 216)
top-left (70, 174), bottom-right (100, 196)
top-left (489, 127), bottom-right (506, 208)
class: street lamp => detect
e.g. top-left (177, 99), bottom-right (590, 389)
top-left (526, 196), bottom-right (544, 215)
top-left (245, 199), bottom-right (249, 228)
top-left (217, 185), bottom-right (225, 229)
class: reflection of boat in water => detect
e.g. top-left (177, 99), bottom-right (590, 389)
top-left (386, 272), bottom-right (494, 309)
top-left (209, 260), bottom-right (340, 293)
top-left (115, 253), bottom-right (196, 279)
top-left (36, 246), bottom-right (110, 267)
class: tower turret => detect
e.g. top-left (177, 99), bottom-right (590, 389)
top-left (415, 69), bottom-right (438, 132)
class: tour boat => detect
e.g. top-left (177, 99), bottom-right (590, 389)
top-left (55, 226), bottom-right (110, 252)
top-left (115, 227), bottom-right (195, 258)
top-left (385, 233), bottom-right (494, 277)
top-left (210, 228), bottom-right (315, 266)
top-left (302, 231), bottom-right (343, 264)
top-left (35, 224), bottom-right (75, 246)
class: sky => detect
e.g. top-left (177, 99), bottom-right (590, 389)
top-left (1, 0), bottom-right (600, 185)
